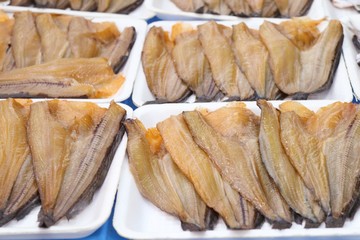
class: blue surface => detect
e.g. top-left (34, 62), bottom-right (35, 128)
top-left (63, 15), bottom-right (360, 240)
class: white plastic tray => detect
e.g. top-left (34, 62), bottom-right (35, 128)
top-left (0, 102), bottom-right (132, 239)
top-left (0, 1), bottom-right (155, 20)
top-left (341, 16), bottom-right (360, 101)
top-left (145, 0), bottom-right (326, 20)
top-left (132, 20), bottom-right (353, 107)
top-left (113, 100), bottom-right (360, 239)
top-left (1, 9), bottom-right (147, 103)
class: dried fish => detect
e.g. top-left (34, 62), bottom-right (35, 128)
top-left (259, 20), bottom-right (343, 99)
top-left (126, 119), bottom-right (217, 231)
top-left (183, 108), bottom-right (292, 227)
top-left (106, 0), bottom-right (144, 14)
top-left (274, 0), bottom-right (313, 17)
top-left (203, 0), bottom-right (231, 15)
top-left (246, 0), bottom-right (264, 15)
top-left (171, 0), bottom-right (206, 13)
top-left (35, 14), bottom-right (70, 62)
top-left (257, 100), bottom-right (324, 226)
top-left (10, 0), bottom-right (33, 5)
top-left (158, 114), bottom-right (263, 229)
top-left (198, 21), bottom-right (255, 100)
top-left (142, 26), bottom-right (191, 103)
top-left (172, 29), bottom-right (220, 101)
top-left (100, 26), bottom-right (136, 73)
top-left (0, 58), bottom-right (124, 98)
top-left (0, 12), bottom-right (14, 72)
top-left (69, 0), bottom-right (82, 10)
top-left (12, 12), bottom-right (41, 68)
top-left (232, 23), bottom-right (281, 99)
top-left (224, 0), bottom-right (252, 16)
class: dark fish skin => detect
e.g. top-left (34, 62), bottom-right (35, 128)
top-left (101, 27), bottom-right (136, 73)
top-left (106, 0), bottom-right (144, 14)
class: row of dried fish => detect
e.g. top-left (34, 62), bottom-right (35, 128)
top-left (0, 99), bottom-right (126, 228)
top-left (10, 0), bottom-right (143, 14)
top-left (142, 19), bottom-right (343, 103)
top-left (126, 101), bottom-right (360, 230)
top-left (0, 11), bottom-right (136, 73)
top-left (171, 0), bottom-right (314, 18)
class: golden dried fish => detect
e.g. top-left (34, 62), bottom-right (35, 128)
top-left (158, 115), bottom-right (263, 229)
top-left (171, 0), bottom-right (206, 13)
top-left (257, 100), bottom-right (324, 226)
top-left (0, 155), bottom-right (39, 226)
top-left (262, 0), bottom-right (279, 17)
top-left (10, 0), bottom-right (33, 5)
top-left (172, 29), bottom-right (220, 101)
top-left (274, 0), bottom-right (313, 17)
top-left (106, 0), bottom-right (144, 14)
top-left (200, 104), bottom-right (293, 228)
top-left (0, 58), bottom-right (124, 98)
top-left (69, 0), bottom-right (82, 10)
top-left (203, 0), bottom-right (231, 15)
top-left (0, 12), bottom-right (14, 72)
top-left (279, 102), bottom-right (330, 214)
top-left (198, 21), bottom-right (255, 100)
top-left (142, 26), bottom-right (190, 103)
top-left (246, 0), bottom-right (264, 15)
top-left (0, 99), bottom-right (33, 224)
top-left (100, 26), bottom-right (136, 73)
top-left (12, 12), bottom-right (41, 68)
top-left (51, 101), bottom-right (125, 227)
top-left (224, 0), bottom-right (252, 16)
top-left (29, 100), bottom-right (125, 227)
top-left (35, 14), bottom-right (70, 62)
top-left (68, 17), bottom-right (100, 58)
top-left (259, 20), bottom-right (343, 99)
top-left (56, 0), bottom-right (70, 9)
top-left (232, 23), bottom-right (282, 99)
top-left (97, 0), bottom-right (111, 11)
top-left (183, 108), bottom-right (292, 227)
top-left (126, 119), bottom-right (217, 231)
top-left (80, 0), bottom-right (97, 11)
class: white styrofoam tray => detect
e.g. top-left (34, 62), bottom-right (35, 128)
top-left (113, 100), bottom-right (360, 239)
top-left (0, 102), bottom-right (132, 240)
top-left (341, 16), bottom-right (360, 101)
top-left (145, 0), bottom-right (326, 20)
top-left (132, 20), bottom-right (353, 107)
top-left (2, 9), bottom-right (148, 103)
top-left (0, 1), bottom-right (155, 20)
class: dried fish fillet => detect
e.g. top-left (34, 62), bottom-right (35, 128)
top-left (0, 155), bottom-right (39, 226)
top-left (232, 23), bottom-right (281, 99)
top-left (12, 12), bottom-right (41, 68)
top-left (203, 0), bottom-right (231, 14)
top-left (262, 0), bottom-right (279, 17)
top-left (274, 0), bottom-right (313, 17)
top-left (172, 30), bottom-right (220, 101)
top-left (183, 109), bottom-right (291, 226)
top-left (198, 21), bottom-right (254, 100)
top-left (158, 115), bottom-right (262, 229)
top-left (10, 0), bottom-right (33, 5)
top-left (0, 12), bottom-right (14, 72)
top-left (257, 100), bottom-right (323, 225)
top-left (126, 119), bottom-right (217, 231)
top-left (80, 0), bottom-right (97, 11)
top-left (69, 0), bottom-right (82, 10)
top-left (246, 0), bottom-right (264, 15)
top-left (51, 101), bottom-right (126, 227)
top-left (100, 26), bottom-right (136, 73)
top-left (35, 14), bottom-right (70, 62)
top-left (259, 20), bottom-right (343, 98)
top-left (201, 104), bottom-right (292, 228)
top-left (171, 0), bottom-right (206, 12)
top-left (279, 103), bottom-right (330, 214)
top-left (142, 26), bottom-right (190, 103)
top-left (106, 0), bottom-right (144, 14)
top-left (0, 58), bottom-right (124, 98)
top-left (0, 99), bottom-right (32, 222)
top-left (224, 0), bottom-right (252, 16)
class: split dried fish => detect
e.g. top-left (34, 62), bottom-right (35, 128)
top-left (259, 20), bottom-right (343, 99)
top-left (158, 114), bottom-right (262, 229)
top-left (29, 100), bottom-right (125, 227)
top-left (257, 100), bottom-right (324, 226)
top-left (172, 29), bottom-right (220, 101)
top-left (126, 119), bottom-right (217, 231)
top-left (171, 0), bottom-right (206, 13)
top-left (0, 58), bottom-right (124, 98)
top-left (198, 21), bottom-right (254, 100)
top-left (274, 0), bottom-right (314, 17)
top-left (142, 26), bottom-right (191, 103)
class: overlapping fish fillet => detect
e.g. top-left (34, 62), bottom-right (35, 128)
top-left (257, 100), bottom-right (324, 226)
top-left (198, 21), bottom-right (254, 100)
top-left (142, 26), bottom-right (190, 103)
top-left (172, 28), bottom-right (220, 101)
top-left (126, 119), bottom-right (217, 231)
top-left (158, 115), bottom-right (262, 229)
top-left (171, 0), bottom-right (206, 13)
top-left (232, 23), bottom-right (281, 99)
top-left (274, 0), bottom-right (313, 17)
